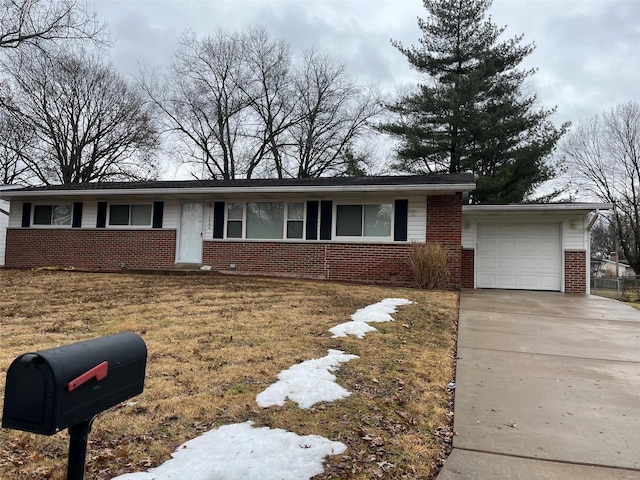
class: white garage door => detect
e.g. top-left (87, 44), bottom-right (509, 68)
top-left (476, 223), bottom-right (562, 291)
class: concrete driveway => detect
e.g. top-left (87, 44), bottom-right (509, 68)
top-left (437, 290), bottom-right (640, 479)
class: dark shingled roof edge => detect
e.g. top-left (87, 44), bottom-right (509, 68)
top-left (6, 173), bottom-right (476, 192)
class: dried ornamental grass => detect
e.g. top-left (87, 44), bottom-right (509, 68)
top-left (408, 242), bottom-right (450, 289)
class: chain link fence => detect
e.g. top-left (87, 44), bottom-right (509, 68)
top-left (591, 276), bottom-right (640, 300)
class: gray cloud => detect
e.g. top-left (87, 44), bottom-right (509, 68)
top-left (492, 0), bottom-right (640, 124)
top-left (90, 0), bottom-right (635, 127)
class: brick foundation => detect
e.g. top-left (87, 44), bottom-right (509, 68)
top-left (203, 241), bottom-right (414, 285)
top-left (565, 250), bottom-right (587, 294)
top-left (4, 229), bottom-right (416, 285)
top-left (5, 228), bottom-right (176, 270)
top-left (461, 248), bottom-right (475, 289)
top-left (426, 194), bottom-right (463, 289)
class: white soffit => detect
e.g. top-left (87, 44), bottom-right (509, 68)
top-left (463, 203), bottom-right (612, 216)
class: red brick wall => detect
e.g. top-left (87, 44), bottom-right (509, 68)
top-left (5, 229), bottom-right (176, 270)
top-left (203, 241), bottom-right (414, 285)
top-left (565, 250), bottom-right (587, 294)
top-left (461, 248), bottom-right (475, 289)
top-left (426, 194), bottom-right (463, 289)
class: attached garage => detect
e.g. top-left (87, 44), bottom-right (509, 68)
top-left (462, 204), bottom-right (611, 294)
top-left (476, 223), bottom-right (562, 291)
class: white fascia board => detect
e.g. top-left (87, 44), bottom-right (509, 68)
top-left (463, 203), bottom-right (612, 214)
top-left (0, 182), bottom-right (476, 199)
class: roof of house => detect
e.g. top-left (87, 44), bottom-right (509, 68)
top-left (0, 174), bottom-right (476, 200)
top-left (463, 203), bottom-right (612, 214)
top-left (596, 258), bottom-right (633, 267)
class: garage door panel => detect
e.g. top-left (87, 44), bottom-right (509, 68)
top-left (477, 241), bottom-right (497, 255)
top-left (477, 274), bottom-right (497, 287)
top-left (538, 275), bottom-right (561, 289)
top-left (499, 241), bottom-right (518, 255)
top-left (498, 225), bottom-right (519, 236)
top-left (477, 223), bottom-right (561, 291)
top-left (497, 275), bottom-right (517, 288)
top-left (539, 258), bottom-right (560, 270)
top-left (518, 226), bottom-right (540, 237)
top-left (519, 258), bottom-right (537, 270)
top-left (498, 257), bottom-right (517, 270)
top-left (517, 243), bottom-right (535, 254)
top-left (537, 240), bottom-right (559, 251)
top-left (477, 257), bottom-right (497, 269)
top-left (518, 275), bottom-right (538, 288)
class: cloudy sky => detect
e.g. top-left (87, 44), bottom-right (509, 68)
top-left (90, 0), bottom-right (639, 130)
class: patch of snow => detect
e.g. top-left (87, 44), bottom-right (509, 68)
top-left (111, 421), bottom-right (346, 480)
top-left (351, 298), bottom-right (413, 323)
top-left (328, 321), bottom-right (378, 339)
top-left (330, 298), bottom-right (413, 338)
top-left (256, 349), bottom-right (359, 409)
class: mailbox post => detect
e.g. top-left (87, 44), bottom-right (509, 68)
top-left (2, 332), bottom-right (147, 480)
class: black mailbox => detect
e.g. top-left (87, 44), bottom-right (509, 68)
top-left (2, 332), bottom-right (147, 435)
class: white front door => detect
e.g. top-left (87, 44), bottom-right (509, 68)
top-left (177, 202), bottom-right (204, 263)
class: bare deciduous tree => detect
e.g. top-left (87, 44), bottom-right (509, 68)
top-left (0, 110), bottom-right (33, 184)
top-left (143, 30), bottom-right (250, 180)
top-left (238, 26), bottom-right (298, 179)
top-left (144, 27), bottom-right (380, 180)
top-left (287, 49), bottom-right (381, 178)
top-left (0, 0), bottom-right (105, 50)
top-left (1, 48), bottom-right (159, 184)
top-left (590, 217), bottom-right (616, 259)
top-left (562, 101), bottom-right (640, 273)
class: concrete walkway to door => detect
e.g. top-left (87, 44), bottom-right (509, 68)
top-left (437, 290), bottom-right (640, 479)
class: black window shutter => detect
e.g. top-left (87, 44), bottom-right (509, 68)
top-left (320, 200), bottom-right (332, 240)
top-left (152, 201), bottom-right (164, 228)
top-left (394, 199), bottom-right (408, 241)
top-left (96, 202), bottom-right (107, 228)
top-left (21, 202), bottom-right (31, 227)
top-left (305, 201), bottom-right (319, 240)
top-left (72, 202), bottom-right (83, 228)
top-left (213, 201), bottom-right (225, 239)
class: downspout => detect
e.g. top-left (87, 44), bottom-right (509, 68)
top-left (586, 210), bottom-right (600, 295)
top-left (587, 209), bottom-right (600, 231)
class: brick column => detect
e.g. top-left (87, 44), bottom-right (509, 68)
top-left (461, 248), bottom-right (475, 289)
top-left (564, 250), bottom-right (587, 294)
top-left (426, 193), bottom-right (463, 290)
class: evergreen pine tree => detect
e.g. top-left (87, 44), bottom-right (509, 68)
top-left (380, 0), bottom-right (567, 203)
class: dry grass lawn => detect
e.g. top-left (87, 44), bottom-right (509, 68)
top-left (0, 270), bottom-right (458, 479)
top-left (592, 288), bottom-right (640, 310)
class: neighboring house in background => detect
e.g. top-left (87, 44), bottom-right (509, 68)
top-left (0, 175), bottom-right (610, 294)
top-left (592, 258), bottom-right (636, 277)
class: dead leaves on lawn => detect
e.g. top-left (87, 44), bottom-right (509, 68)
top-left (0, 270), bottom-right (458, 479)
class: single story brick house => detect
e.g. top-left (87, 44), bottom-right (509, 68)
top-left (0, 174), bottom-right (609, 293)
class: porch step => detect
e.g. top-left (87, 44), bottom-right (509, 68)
top-left (173, 263), bottom-right (206, 270)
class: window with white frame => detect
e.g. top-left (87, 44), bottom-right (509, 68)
top-left (226, 202), bottom-right (244, 238)
top-left (335, 203), bottom-right (392, 237)
top-left (33, 204), bottom-right (72, 226)
top-left (286, 202), bottom-right (304, 239)
top-left (246, 202), bottom-right (284, 239)
top-left (225, 201), bottom-right (305, 240)
top-left (109, 204), bottom-right (152, 226)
